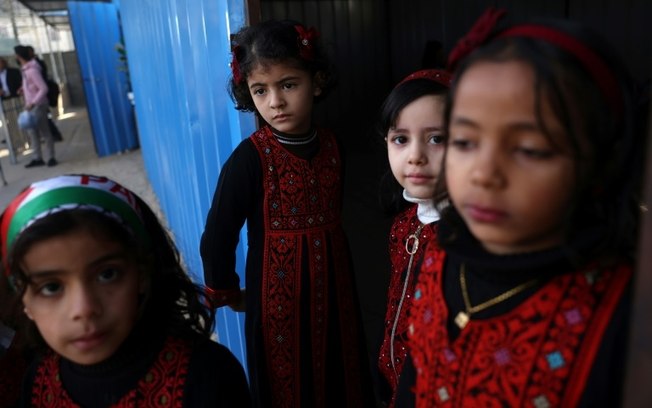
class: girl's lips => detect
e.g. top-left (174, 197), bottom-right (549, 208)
top-left (406, 174), bottom-right (434, 185)
top-left (464, 204), bottom-right (508, 223)
top-left (71, 332), bottom-right (106, 351)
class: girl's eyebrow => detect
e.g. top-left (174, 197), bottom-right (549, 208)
top-left (451, 116), bottom-right (539, 132)
top-left (389, 125), bottom-right (443, 134)
top-left (249, 75), bottom-right (301, 90)
top-left (25, 252), bottom-right (127, 279)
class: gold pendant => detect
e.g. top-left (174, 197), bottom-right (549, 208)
top-left (454, 311), bottom-right (470, 329)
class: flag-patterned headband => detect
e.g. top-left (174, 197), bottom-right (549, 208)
top-left (1, 174), bottom-right (147, 270)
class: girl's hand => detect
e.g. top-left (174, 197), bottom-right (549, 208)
top-left (228, 288), bottom-right (246, 312)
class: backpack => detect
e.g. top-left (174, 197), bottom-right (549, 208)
top-left (45, 79), bottom-right (60, 107)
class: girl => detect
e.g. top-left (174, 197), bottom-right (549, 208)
top-left (200, 20), bottom-right (373, 408)
top-left (375, 69), bottom-right (451, 407)
top-left (404, 8), bottom-right (644, 407)
top-left (1, 174), bottom-right (251, 407)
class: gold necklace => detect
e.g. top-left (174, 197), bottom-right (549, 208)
top-left (454, 263), bottom-right (539, 329)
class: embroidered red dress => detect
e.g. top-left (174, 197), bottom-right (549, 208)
top-left (201, 126), bottom-right (372, 408)
top-left (407, 242), bottom-right (631, 407)
top-left (21, 332), bottom-right (251, 407)
top-left (377, 204), bottom-right (435, 406)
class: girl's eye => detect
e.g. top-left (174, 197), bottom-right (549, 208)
top-left (98, 268), bottom-right (120, 284)
top-left (38, 282), bottom-right (62, 297)
top-left (389, 135), bottom-right (407, 145)
top-left (516, 147), bottom-right (554, 159)
top-left (252, 88), bottom-right (266, 96)
top-left (449, 136), bottom-right (475, 151)
top-left (282, 82), bottom-right (296, 90)
top-left (428, 134), bottom-right (444, 145)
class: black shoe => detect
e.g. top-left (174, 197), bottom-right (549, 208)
top-left (47, 158), bottom-right (58, 167)
top-left (25, 159), bottom-right (45, 168)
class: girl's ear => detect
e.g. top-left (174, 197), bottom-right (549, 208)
top-left (313, 71), bottom-right (326, 97)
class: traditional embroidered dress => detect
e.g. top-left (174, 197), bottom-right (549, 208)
top-left (404, 219), bottom-right (632, 407)
top-left (377, 193), bottom-right (438, 406)
top-left (201, 126), bottom-right (372, 408)
top-left (21, 328), bottom-right (251, 407)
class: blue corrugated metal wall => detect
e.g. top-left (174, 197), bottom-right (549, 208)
top-left (118, 0), bottom-right (255, 366)
top-left (67, 1), bottom-right (139, 157)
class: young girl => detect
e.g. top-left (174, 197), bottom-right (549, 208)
top-left (375, 69), bottom-right (451, 407)
top-left (1, 174), bottom-right (251, 407)
top-left (200, 19), bottom-right (373, 408)
top-left (404, 8), bottom-right (643, 407)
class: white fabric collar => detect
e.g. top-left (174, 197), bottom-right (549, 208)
top-left (403, 190), bottom-right (440, 224)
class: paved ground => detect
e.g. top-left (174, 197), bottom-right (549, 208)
top-left (0, 107), bottom-right (159, 216)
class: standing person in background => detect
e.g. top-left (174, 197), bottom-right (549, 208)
top-left (375, 69), bottom-right (451, 407)
top-left (403, 8), bottom-right (644, 407)
top-left (25, 45), bottom-right (63, 142)
top-left (14, 45), bottom-right (56, 168)
top-left (200, 19), bottom-right (374, 408)
top-left (2, 174), bottom-right (251, 407)
top-left (0, 57), bottom-right (22, 100)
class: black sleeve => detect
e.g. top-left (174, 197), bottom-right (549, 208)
top-left (184, 339), bottom-right (252, 407)
top-left (578, 285), bottom-right (632, 407)
top-left (200, 139), bottom-right (260, 290)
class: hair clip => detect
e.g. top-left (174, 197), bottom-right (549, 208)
top-left (295, 25), bottom-right (319, 61)
top-left (231, 45), bottom-right (242, 85)
top-left (447, 7), bottom-right (506, 70)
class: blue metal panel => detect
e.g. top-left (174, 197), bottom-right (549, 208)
top-left (119, 0), bottom-right (254, 367)
top-left (67, 1), bottom-right (138, 157)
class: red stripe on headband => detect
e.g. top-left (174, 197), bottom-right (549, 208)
top-left (498, 25), bottom-right (623, 116)
top-left (1, 186), bottom-right (33, 272)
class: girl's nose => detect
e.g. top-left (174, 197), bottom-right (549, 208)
top-left (269, 90), bottom-right (285, 109)
top-left (407, 142), bottom-right (427, 165)
top-left (69, 284), bottom-right (102, 321)
top-left (470, 149), bottom-right (505, 188)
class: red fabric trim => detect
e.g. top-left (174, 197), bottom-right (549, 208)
top-left (30, 337), bottom-right (191, 407)
top-left (562, 264), bottom-right (632, 406)
top-left (205, 286), bottom-right (241, 308)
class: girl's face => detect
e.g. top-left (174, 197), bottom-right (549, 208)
top-left (447, 60), bottom-right (576, 255)
top-left (387, 94), bottom-right (446, 199)
top-left (21, 228), bottom-right (145, 365)
top-left (247, 61), bottom-right (321, 134)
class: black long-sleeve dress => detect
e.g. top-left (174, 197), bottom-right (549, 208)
top-left (200, 126), bottom-right (373, 408)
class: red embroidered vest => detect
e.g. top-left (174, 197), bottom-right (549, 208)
top-left (30, 337), bottom-right (191, 407)
top-left (408, 244), bottom-right (631, 407)
top-left (250, 127), bottom-right (364, 408)
top-left (378, 205), bottom-right (435, 403)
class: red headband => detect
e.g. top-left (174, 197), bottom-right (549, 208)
top-left (497, 25), bottom-right (623, 116)
top-left (397, 69), bottom-right (452, 88)
top-left (447, 7), bottom-right (622, 116)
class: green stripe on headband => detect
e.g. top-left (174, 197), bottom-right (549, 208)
top-left (6, 186), bottom-right (147, 251)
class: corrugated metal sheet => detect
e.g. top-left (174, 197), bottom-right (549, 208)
top-left (119, 0), bottom-right (254, 366)
top-left (68, 1), bottom-right (139, 156)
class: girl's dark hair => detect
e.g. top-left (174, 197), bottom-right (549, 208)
top-left (437, 17), bottom-right (644, 261)
top-left (228, 19), bottom-right (337, 112)
top-left (377, 78), bottom-right (449, 215)
top-left (5, 197), bottom-right (215, 349)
